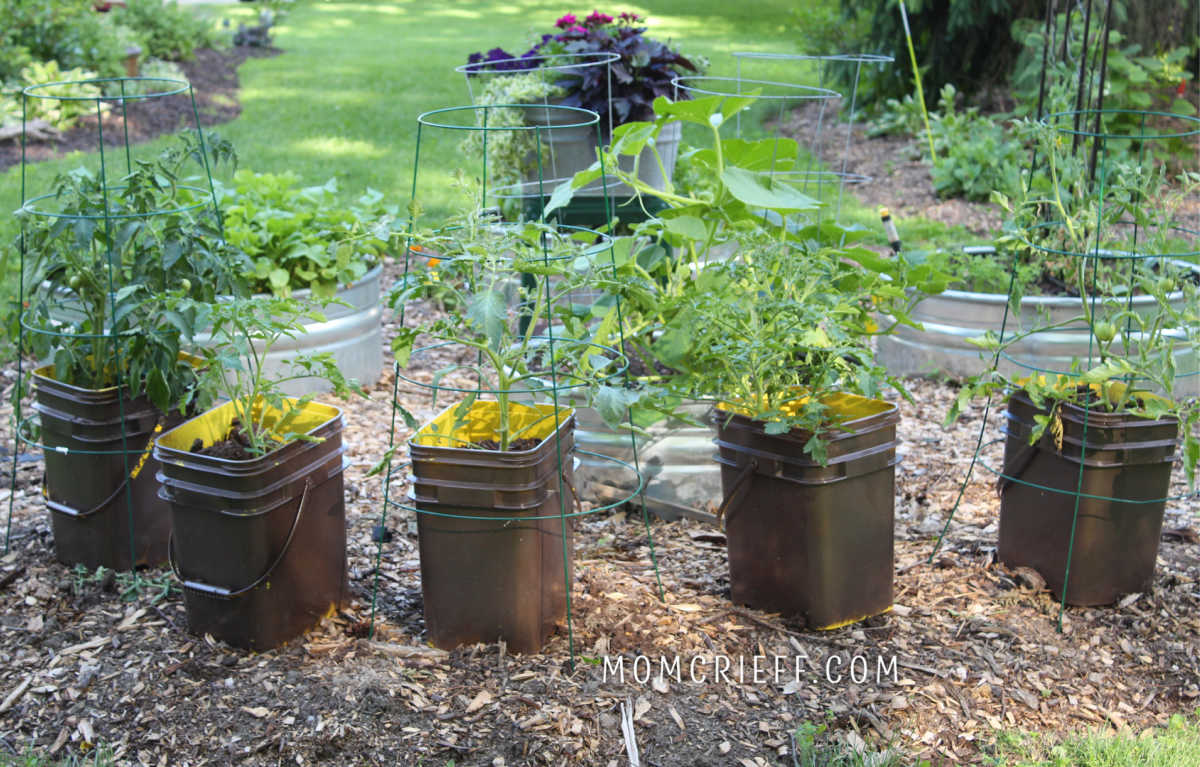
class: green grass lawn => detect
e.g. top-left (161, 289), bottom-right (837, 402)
top-left (0, 0), bottom-right (974, 250)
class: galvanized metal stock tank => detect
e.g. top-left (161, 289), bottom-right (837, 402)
top-left (194, 264), bottom-right (384, 395)
top-left (876, 248), bottom-right (1199, 394)
top-left (573, 400), bottom-right (721, 522)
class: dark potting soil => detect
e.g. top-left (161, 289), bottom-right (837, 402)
top-left (622, 344), bottom-right (678, 378)
top-left (474, 438), bottom-right (541, 452)
top-left (0, 46), bottom-right (280, 174)
top-left (189, 418), bottom-right (257, 460)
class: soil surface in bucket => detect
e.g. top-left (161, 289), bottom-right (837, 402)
top-left (189, 419), bottom-right (259, 461)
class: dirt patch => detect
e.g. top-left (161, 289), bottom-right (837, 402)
top-left (0, 46), bottom-right (280, 175)
top-left (776, 99), bottom-right (1003, 239)
top-left (189, 418), bottom-right (257, 460)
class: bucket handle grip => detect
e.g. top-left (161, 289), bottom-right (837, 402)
top-left (715, 459), bottom-right (757, 530)
top-left (168, 478), bottom-right (313, 600)
top-left (44, 473), bottom-right (132, 519)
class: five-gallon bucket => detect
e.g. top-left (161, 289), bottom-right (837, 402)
top-left (33, 365), bottom-right (180, 570)
top-left (999, 389), bottom-right (1177, 606)
top-left (411, 400), bottom-right (576, 654)
top-left (715, 393), bottom-right (900, 630)
top-left (154, 399), bottom-right (347, 650)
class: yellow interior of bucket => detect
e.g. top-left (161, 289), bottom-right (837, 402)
top-left (413, 399), bottom-right (571, 448)
top-left (156, 398), bottom-right (340, 453)
top-left (1015, 376), bottom-right (1167, 409)
top-left (720, 390), bottom-right (893, 424)
top-left (33, 351), bottom-right (207, 392)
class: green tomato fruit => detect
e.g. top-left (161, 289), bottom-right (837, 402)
top-left (179, 278), bottom-right (192, 293)
top-left (67, 274), bottom-right (82, 291)
top-left (1093, 321), bottom-right (1117, 343)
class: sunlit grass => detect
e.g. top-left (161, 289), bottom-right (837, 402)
top-left (0, 0), bottom-right (977, 249)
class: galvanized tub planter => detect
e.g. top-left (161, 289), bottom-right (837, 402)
top-left (523, 109), bottom-right (682, 194)
top-left (32, 365), bottom-right (182, 570)
top-left (997, 389), bottom-right (1176, 606)
top-left (409, 400), bottom-right (576, 654)
top-left (505, 116), bottom-right (683, 228)
top-left (572, 400), bottom-right (722, 521)
top-left (154, 400), bottom-right (348, 650)
top-left (714, 394), bottom-right (899, 630)
top-left (192, 264), bottom-right (384, 396)
top-left (876, 248), bottom-right (1199, 391)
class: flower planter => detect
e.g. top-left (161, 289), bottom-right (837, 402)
top-left (998, 389), bottom-right (1176, 606)
top-left (522, 106), bottom-right (682, 193)
top-left (153, 400), bottom-right (347, 650)
top-left (876, 249), bottom-right (1199, 393)
top-left (32, 365), bottom-right (183, 570)
top-left (192, 264), bottom-right (383, 396)
top-left (714, 394), bottom-right (899, 629)
top-left (410, 400), bottom-right (575, 654)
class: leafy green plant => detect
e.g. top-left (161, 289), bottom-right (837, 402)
top-left (8, 61), bottom-right (106, 132)
top-left (869, 84), bottom-right (1024, 201)
top-left (185, 294), bottom-right (365, 456)
top-left (985, 712), bottom-right (1200, 767)
top-left (946, 124), bottom-right (1200, 482)
top-left (1010, 7), bottom-right (1197, 145)
top-left (0, 741), bottom-right (117, 767)
top-left (385, 185), bottom-right (630, 452)
top-left (216, 170), bottom-right (399, 298)
top-left (0, 0), bottom-right (126, 81)
top-left (548, 93), bottom-right (949, 458)
top-left (114, 0), bottom-right (223, 61)
top-left (927, 84), bottom-right (1024, 201)
top-left (459, 71), bottom-right (567, 199)
top-left (793, 719), bottom-right (929, 767)
top-left (15, 133), bottom-right (243, 414)
top-left (466, 10), bottom-right (701, 129)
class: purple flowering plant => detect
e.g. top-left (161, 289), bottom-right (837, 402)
top-left (466, 10), bottom-right (700, 132)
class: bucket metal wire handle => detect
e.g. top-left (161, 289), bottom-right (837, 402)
top-left (42, 414), bottom-right (166, 518)
top-left (168, 478), bottom-right (313, 600)
top-left (44, 473), bottom-right (133, 519)
top-left (714, 459), bottom-right (758, 530)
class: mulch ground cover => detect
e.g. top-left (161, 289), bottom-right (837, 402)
top-left (0, 59), bottom-right (1198, 766)
top-left (0, 272), bottom-right (1197, 765)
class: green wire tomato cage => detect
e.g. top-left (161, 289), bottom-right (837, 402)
top-left (4, 77), bottom-right (225, 577)
top-left (933, 107), bottom-right (1200, 629)
top-left (366, 104), bottom-right (660, 665)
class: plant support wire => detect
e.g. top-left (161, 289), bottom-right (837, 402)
top-left (731, 52), bottom-right (893, 229)
top-left (930, 108), bottom-right (1200, 631)
top-left (367, 104), bottom-right (662, 669)
top-left (5, 77), bottom-right (223, 576)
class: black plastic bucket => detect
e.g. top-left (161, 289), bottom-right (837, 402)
top-left (714, 393), bottom-right (899, 630)
top-left (33, 366), bottom-right (180, 570)
top-left (410, 400), bottom-right (575, 654)
top-left (999, 390), bottom-right (1177, 606)
top-left (153, 400), bottom-right (347, 650)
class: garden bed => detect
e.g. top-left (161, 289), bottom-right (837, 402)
top-left (0, 256), bottom-right (1198, 764)
top-left (0, 46), bottom-right (279, 174)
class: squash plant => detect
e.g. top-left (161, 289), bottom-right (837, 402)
top-left (544, 93), bottom-right (949, 456)
top-left (16, 133), bottom-right (243, 413)
top-left (216, 170), bottom-right (400, 299)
